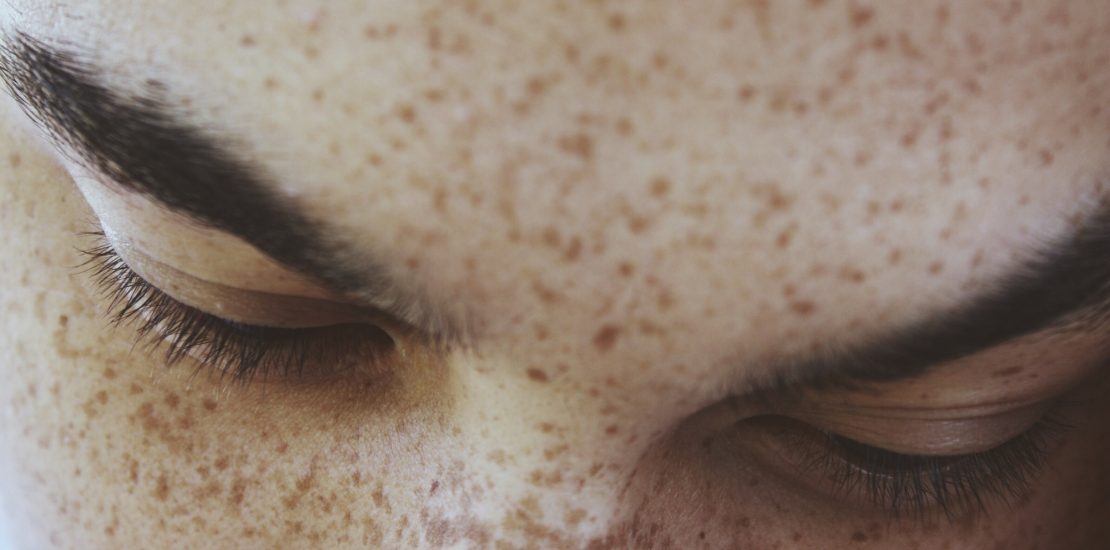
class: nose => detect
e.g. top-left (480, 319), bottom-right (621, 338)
top-left (414, 349), bottom-right (698, 547)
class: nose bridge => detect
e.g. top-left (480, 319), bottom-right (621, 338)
top-left (426, 351), bottom-right (678, 544)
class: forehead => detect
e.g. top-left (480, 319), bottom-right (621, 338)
top-left (5, 1), bottom-right (1110, 361)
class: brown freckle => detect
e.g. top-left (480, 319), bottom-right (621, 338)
top-left (928, 260), bottom-right (945, 275)
top-left (604, 425), bottom-right (619, 436)
top-left (1038, 149), bottom-right (1054, 166)
top-left (214, 456), bottom-right (230, 471)
top-left (607, 13), bottom-right (626, 31)
top-left (397, 104), bottom-right (417, 124)
top-left (650, 177), bottom-right (672, 198)
top-left (154, 474), bottom-right (171, 501)
top-left (8, 153), bottom-right (21, 167)
top-left (129, 383), bottom-right (143, 395)
top-left (617, 262), bottom-right (635, 278)
top-left (775, 227), bottom-right (795, 249)
top-left (239, 34), bottom-right (256, 47)
top-left (311, 88), bottom-right (324, 102)
top-left (164, 393), bottom-right (179, 409)
top-left (739, 517), bottom-right (752, 528)
top-left (871, 34), bottom-right (889, 50)
top-left (737, 85), bottom-right (757, 102)
top-left (276, 442), bottom-right (289, 454)
top-left (201, 399), bottom-right (217, 411)
top-left (430, 480), bottom-right (440, 495)
top-left (526, 368), bottom-right (550, 383)
top-left (838, 267), bottom-right (867, 284)
top-left (592, 324), bottom-right (622, 353)
top-left (615, 116), bottom-right (633, 136)
top-left (558, 132), bottom-right (594, 160)
top-left (102, 368), bottom-right (116, 379)
top-left (853, 150), bottom-right (872, 167)
top-left (993, 366), bottom-right (1024, 378)
top-left (849, 4), bottom-right (875, 28)
top-left (95, 390), bottom-right (108, 405)
top-left (900, 129), bottom-right (919, 149)
top-left (852, 531), bottom-right (868, 542)
top-left (790, 300), bottom-right (818, 316)
top-left (304, 46), bottom-right (319, 59)
top-left (563, 237), bottom-right (583, 262)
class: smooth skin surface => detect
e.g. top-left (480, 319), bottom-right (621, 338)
top-left (1, 1), bottom-right (1110, 548)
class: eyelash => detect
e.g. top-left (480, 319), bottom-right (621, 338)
top-left (79, 234), bottom-right (394, 383)
top-left (806, 413), bottom-right (1069, 520)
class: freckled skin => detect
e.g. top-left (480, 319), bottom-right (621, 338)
top-left (2, 1), bottom-right (1110, 548)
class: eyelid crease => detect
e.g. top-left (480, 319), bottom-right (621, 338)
top-left (787, 402), bottom-right (1051, 456)
top-left (106, 233), bottom-right (386, 329)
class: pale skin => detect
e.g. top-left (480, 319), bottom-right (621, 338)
top-left (1, 1), bottom-right (1109, 548)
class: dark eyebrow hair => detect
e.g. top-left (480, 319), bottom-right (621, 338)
top-left (0, 32), bottom-right (458, 341)
top-left (754, 200), bottom-right (1110, 393)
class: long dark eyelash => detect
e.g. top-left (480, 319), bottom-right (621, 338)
top-left (812, 415), bottom-right (1070, 520)
top-left (78, 234), bottom-right (393, 383)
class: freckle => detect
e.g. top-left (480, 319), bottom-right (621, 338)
top-left (429, 480), bottom-right (440, 495)
top-left (164, 393), bottom-right (180, 409)
top-left (592, 324), bottom-right (622, 353)
top-left (263, 77), bottom-right (279, 90)
top-left (154, 474), bottom-right (171, 501)
top-left (304, 46), bottom-right (319, 59)
top-left (871, 34), bottom-right (889, 50)
top-left (851, 531), bottom-right (868, 542)
top-left (790, 300), bottom-right (818, 316)
top-left (533, 323), bottom-right (549, 340)
top-left (928, 260), bottom-right (945, 275)
top-left (1038, 149), bottom-right (1054, 166)
top-left (563, 238), bottom-right (583, 262)
top-left (615, 116), bottom-right (633, 136)
top-left (201, 399), bottom-right (217, 411)
top-left (95, 390), bottom-right (108, 405)
top-left (650, 177), bottom-right (672, 198)
top-left (214, 456), bottom-right (230, 471)
top-left (239, 34), bottom-right (256, 47)
top-left (739, 517), bottom-right (752, 528)
top-left (276, 442), bottom-right (289, 454)
top-left (8, 153), bottom-right (21, 167)
top-left (558, 132), bottom-right (594, 160)
top-left (604, 425), bottom-right (619, 436)
top-left (397, 104), bottom-right (417, 124)
top-left (656, 289), bottom-right (675, 310)
top-left (888, 249), bottom-right (903, 265)
top-left (607, 13), bottom-right (626, 31)
top-left (526, 368), bottom-right (550, 383)
top-left (737, 85), bottom-right (757, 102)
top-left (900, 129), bottom-right (920, 149)
top-left (617, 262), bottom-right (635, 277)
top-left (849, 5), bottom-right (875, 28)
top-left (311, 88), bottom-right (324, 102)
top-left (102, 368), bottom-right (117, 379)
top-left (838, 267), bottom-right (867, 284)
top-left (775, 227), bottom-right (795, 249)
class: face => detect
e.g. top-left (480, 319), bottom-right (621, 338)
top-left (2, 1), bottom-right (1109, 548)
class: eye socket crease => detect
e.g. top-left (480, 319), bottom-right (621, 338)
top-left (4, 32), bottom-right (1110, 395)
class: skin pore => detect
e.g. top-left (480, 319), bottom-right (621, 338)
top-left (1, 1), bottom-right (1109, 548)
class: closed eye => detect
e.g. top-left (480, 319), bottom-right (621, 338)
top-left (79, 232), bottom-right (395, 384)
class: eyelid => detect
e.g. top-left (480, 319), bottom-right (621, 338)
top-left (787, 401), bottom-right (1051, 456)
top-left (110, 234), bottom-right (379, 329)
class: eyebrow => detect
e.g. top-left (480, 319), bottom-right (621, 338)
top-left (0, 33), bottom-right (458, 342)
top-left (758, 200), bottom-right (1110, 393)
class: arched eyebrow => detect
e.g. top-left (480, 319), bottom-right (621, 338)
top-left (755, 201), bottom-right (1110, 393)
top-left (0, 32), bottom-right (461, 343)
